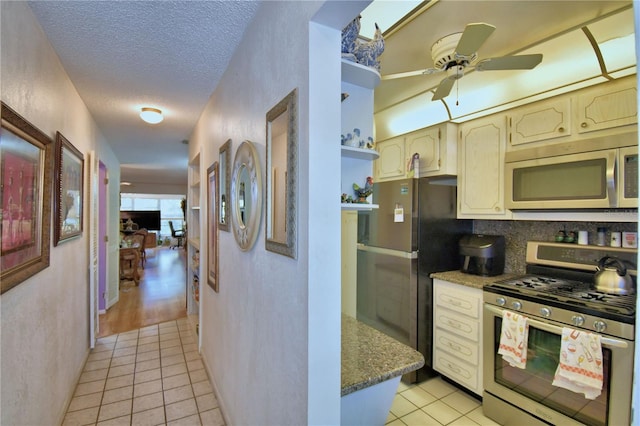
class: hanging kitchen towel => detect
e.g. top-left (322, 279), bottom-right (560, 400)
top-left (497, 311), bottom-right (529, 369)
top-left (552, 328), bottom-right (603, 400)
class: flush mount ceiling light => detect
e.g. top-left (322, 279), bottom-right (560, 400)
top-left (140, 107), bottom-right (163, 124)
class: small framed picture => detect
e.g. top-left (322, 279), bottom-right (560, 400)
top-left (207, 161), bottom-right (219, 292)
top-left (54, 132), bottom-right (84, 246)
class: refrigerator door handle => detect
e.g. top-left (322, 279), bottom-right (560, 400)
top-left (357, 243), bottom-right (418, 259)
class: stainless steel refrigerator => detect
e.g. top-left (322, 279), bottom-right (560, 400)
top-left (356, 177), bottom-right (471, 383)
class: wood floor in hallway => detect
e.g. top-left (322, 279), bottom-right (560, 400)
top-left (99, 246), bottom-right (187, 337)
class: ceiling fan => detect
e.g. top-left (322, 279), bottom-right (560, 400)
top-left (382, 23), bottom-right (543, 101)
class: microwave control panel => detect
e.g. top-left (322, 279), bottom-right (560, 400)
top-left (623, 152), bottom-right (638, 199)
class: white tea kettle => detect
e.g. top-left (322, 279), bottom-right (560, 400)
top-left (594, 256), bottom-right (635, 295)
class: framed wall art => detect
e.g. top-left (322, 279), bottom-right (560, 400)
top-left (1, 102), bottom-right (53, 294)
top-left (207, 161), bottom-right (219, 292)
top-left (218, 139), bottom-right (231, 232)
top-left (265, 88), bottom-right (297, 258)
top-left (54, 131), bottom-right (84, 246)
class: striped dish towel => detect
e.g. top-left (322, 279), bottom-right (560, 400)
top-left (497, 311), bottom-right (529, 369)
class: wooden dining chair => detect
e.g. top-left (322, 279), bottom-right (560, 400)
top-left (134, 229), bottom-right (148, 268)
top-left (130, 233), bottom-right (146, 268)
top-left (119, 238), bottom-right (141, 285)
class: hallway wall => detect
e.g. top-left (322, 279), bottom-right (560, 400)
top-left (188, 2), bottom-right (368, 424)
top-left (0, 3), bottom-right (121, 424)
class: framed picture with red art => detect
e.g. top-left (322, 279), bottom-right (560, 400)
top-left (1, 102), bottom-right (53, 293)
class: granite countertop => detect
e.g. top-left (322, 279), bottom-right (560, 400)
top-left (341, 314), bottom-right (424, 396)
top-left (430, 270), bottom-right (520, 289)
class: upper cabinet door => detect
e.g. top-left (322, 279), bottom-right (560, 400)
top-left (406, 127), bottom-right (440, 175)
top-left (577, 77), bottom-right (638, 134)
top-left (375, 136), bottom-right (406, 181)
top-left (458, 115), bottom-right (511, 219)
top-left (508, 98), bottom-right (571, 148)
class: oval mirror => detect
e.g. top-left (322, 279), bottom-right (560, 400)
top-left (265, 88), bottom-right (297, 259)
top-left (231, 141), bottom-right (262, 251)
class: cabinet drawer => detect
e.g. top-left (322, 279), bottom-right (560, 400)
top-left (434, 284), bottom-right (480, 318)
top-left (434, 328), bottom-right (479, 365)
top-left (434, 348), bottom-right (479, 395)
top-left (434, 307), bottom-right (479, 342)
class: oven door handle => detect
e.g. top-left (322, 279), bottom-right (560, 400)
top-left (484, 304), bottom-right (629, 348)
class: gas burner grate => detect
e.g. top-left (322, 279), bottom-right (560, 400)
top-left (495, 275), bottom-right (577, 291)
top-left (489, 274), bottom-right (636, 318)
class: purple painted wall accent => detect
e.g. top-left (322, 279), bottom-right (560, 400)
top-left (98, 162), bottom-right (107, 311)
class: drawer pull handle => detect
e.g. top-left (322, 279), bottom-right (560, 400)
top-left (447, 320), bottom-right (462, 329)
top-left (447, 362), bottom-right (461, 374)
top-left (448, 342), bottom-right (461, 351)
top-left (449, 299), bottom-right (462, 306)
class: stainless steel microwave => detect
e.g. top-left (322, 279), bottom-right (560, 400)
top-left (505, 134), bottom-right (638, 210)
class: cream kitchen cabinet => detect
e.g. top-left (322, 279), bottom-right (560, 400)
top-left (433, 279), bottom-right (482, 396)
top-left (577, 76), bottom-right (637, 134)
top-left (458, 114), bottom-right (511, 219)
top-left (375, 123), bottom-right (457, 182)
top-left (508, 97), bottom-right (572, 147)
top-left (507, 76), bottom-right (637, 150)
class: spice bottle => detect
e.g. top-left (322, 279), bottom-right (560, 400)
top-left (597, 227), bottom-right (606, 246)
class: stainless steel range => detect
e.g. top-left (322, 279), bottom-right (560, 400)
top-left (483, 241), bottom-right (637, 426)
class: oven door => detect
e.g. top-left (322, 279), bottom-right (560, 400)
top-left (483, 304), bottom-right (633, 426)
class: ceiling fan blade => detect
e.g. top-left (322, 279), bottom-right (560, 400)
top-left (381, 70), bottom-right (426, 80)
top-left (475, 54), bottom-right (543, 71)
top-left (381, 68), bottom-right (440, 81)
top-left (456, 23), bottom-right (496, 57)
top-left (432, 77), bottom-right (455, 101)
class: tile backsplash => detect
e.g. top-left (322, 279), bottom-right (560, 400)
top-left (473, 220), bottom-right (638, 274)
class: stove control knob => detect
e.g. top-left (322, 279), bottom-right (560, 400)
top-left (571, 315), bottom-right (585, 327)
top-left (511, 301), bottom-right (522, 310)
top-left (540, 307), bottom-right (552, 318)
top-left (496, 297), bottom-right (506, 307)
top-left (594, 320), bottom-right (607, 333)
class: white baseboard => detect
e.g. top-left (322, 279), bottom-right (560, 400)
top-left (201, 349), bottom-right (230, 426)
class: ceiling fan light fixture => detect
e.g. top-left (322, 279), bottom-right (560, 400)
top-left (446, 64), bottom-right (465, 80)
top-left (432, 33), bottom-right (478, 70)
top-left (140, 107), bottom-right (163, 124)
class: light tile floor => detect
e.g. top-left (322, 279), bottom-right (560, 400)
top-left (66, 318), bottom-right (498, 426)
top-left (387, 377), bottom-right (500, 426)
top-left (63, 318), bottom-right (224, 426)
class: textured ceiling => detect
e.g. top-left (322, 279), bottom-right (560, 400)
top-left (28, 0), bottom-right (261, 188)
top-left (27, 0), bottom-right (635, 188)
